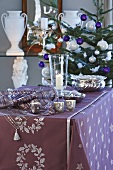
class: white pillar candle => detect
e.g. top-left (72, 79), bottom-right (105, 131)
top-left (56, 74), bottom-right (63, 90)
top-left (41, 17), bottom-right (48, 30)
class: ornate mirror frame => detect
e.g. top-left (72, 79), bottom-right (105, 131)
top-left (22, 0), bottom-right (62, 55)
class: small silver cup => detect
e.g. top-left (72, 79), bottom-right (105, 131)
top-left (66, 100), bottom-right (76, 111)
top-left (30, 100), bottom-right (41, 114)
top-left (54, 101), bottom-right (64, 113)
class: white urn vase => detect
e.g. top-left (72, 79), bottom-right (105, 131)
top-left (1, 11), bottom-right (27, 56)
top-left (58, 10), bottom-right (82, 33)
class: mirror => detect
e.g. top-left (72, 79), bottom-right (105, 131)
top-left (22, 0), bottom-right (62, 55)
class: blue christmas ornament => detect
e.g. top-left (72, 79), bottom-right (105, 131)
top-left (63, 35), bottom-right (70, 42)
top-left (80, 14), bottom-right (87, 21)
top-left (43, 53), bottom-right (49, 60)
top-left (76, 37), bottom-right (84, 45)
top-left (38, 61), bottom-right (45, 68)
top-left (95, 21), bottom-right (102, 28)
top-left (102, 66), bottom-right (110, 73)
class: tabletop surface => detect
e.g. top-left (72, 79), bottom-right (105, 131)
top-left (0, 86), bottom-right (113, 170)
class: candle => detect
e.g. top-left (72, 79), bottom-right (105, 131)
top-left (56, 74), bottom-right (63, 90)
top-left (41, 17), bottom-right (48, 30)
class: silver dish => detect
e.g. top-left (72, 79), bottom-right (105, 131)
top-left (70, 75), bottom-right (106, 92)
top-left (61, 90), bottom-right (86, 103)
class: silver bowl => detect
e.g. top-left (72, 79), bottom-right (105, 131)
top-left (71, 75), bottom-right (106, 92)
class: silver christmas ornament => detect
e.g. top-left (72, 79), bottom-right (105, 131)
top-left (89, 55), bottom-right (96, 63)
top-left (86, 20), bottom-right (96, 31)
top-left (77, 63), bottom-right (83, 68)
top-left (94, 50), bottom-right (100, 55)
top-left (42, 66), bottom-right (50, 78)
top-left (97, 39), bottom-right (108, 51)
top-left (69, 40), bottom-right (79, 51)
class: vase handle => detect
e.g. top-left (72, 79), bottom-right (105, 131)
top-left (58, 12), bottom-right (64, 21)
top-left (21, 13), bottom-right (28, 33)
top-left (1, 13), bottom-right (8, 33)
top-left (76, 12), bottom-right (84, 28)
top-left (58, 13), bottom-right (67, 33)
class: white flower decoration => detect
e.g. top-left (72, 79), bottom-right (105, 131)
top-left (58, 37), bottom-right (63, 42)
top-left (45, 43), bottom-right (55, 50)
top-left (90, 66), bottom-right (100, 72)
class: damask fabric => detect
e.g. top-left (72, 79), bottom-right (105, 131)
top-left (0, 85), bottom-right (58, 115)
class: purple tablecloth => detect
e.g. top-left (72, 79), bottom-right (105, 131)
top-left (68, 88), bottom-right (113, 170)
top-left (0, 87), bottom-right (113, 170)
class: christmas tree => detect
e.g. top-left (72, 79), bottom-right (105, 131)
top-left (28, 0), bottom-right (113, 86)
top-left (56, 0), bottom-right (113, 86)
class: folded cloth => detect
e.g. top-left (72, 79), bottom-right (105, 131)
top-left (0, 85), bottom-right (59, 115)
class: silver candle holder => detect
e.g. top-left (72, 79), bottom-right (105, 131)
top-left (49, 54), bottom-right (69, 96)
top-left (66, 100), bottom-right (76, 111)
top-left (54, 101), bottom-right (64, 113)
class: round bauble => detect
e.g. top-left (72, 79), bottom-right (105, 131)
top-left (77, 63), bottom-right (83, 68)
top-left (95, 21), bottom-right (102, 28)
top-left (97, 39), bottom-right (108, 51)
top-left (76, 37), bottom-right (84, 45)
top-left (69, 40), bottom-right (79, 50)
top-left (80, 14), bottom-right (87, 21)
top-left (86, 20), bottom-right (96, 31)
top-left (63, 35), bottom-right (70, 42)
top-left (89, 55), bottom-right (96, 63)
top-left (38, 61), bottom-right (45, 68)
top-left (43, 53), bottom-right (49, 60)
top-left (94, 50), bottom-right (100, 55)
top-left (102, 66), bottom-right (110, 73)
top-left (42, 66), bottom-right (50, 78)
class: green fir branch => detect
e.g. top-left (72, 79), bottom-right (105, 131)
top-left (40, 0), bottom-right (58, 8)
top-left (101, 8), bottom-right (113, 15)
top-left (80, 8), bottom-right (97, 17)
